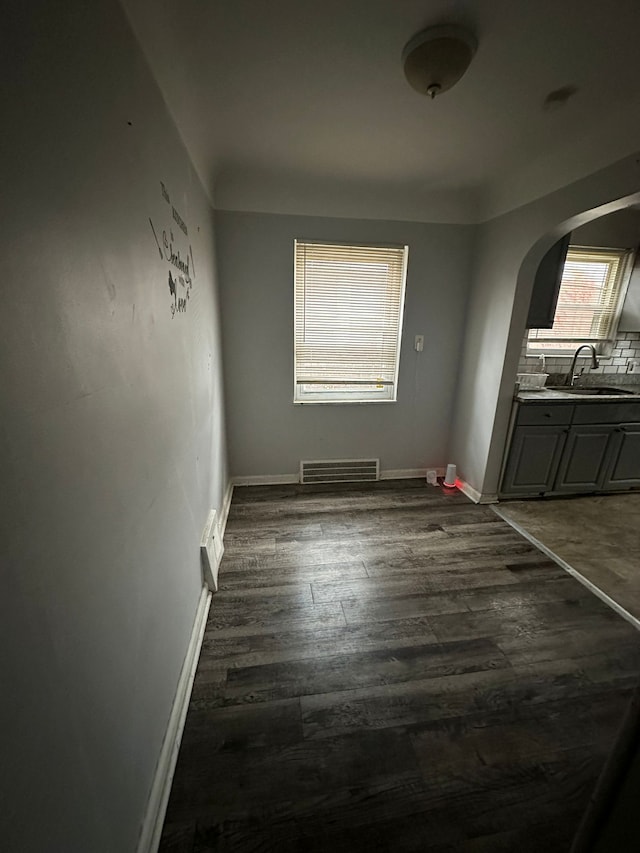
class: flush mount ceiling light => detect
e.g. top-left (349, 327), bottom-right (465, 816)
top-left (402, 24), bottom-right (477, 99)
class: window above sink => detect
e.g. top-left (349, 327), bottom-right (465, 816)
top-left (527, 246), bottom-right (634, 357)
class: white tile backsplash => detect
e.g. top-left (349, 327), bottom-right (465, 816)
top-left (518, 330), bottom-right (640, 377)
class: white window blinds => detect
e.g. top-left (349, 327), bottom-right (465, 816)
top-left (294, 240), bottom-right (408, 402)
top-left (528, 246), bottom-right (631, 352)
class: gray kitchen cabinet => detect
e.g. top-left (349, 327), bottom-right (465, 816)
top-left (501, 425), bottom-right (568, 494)
top-left (619, 257), bottom-right (640, 331)
top-left (501, 401), bottom-right (640, 497)
top-left (526, 233), bottom-right (571, 329)
top-left (553, 424), bottom-right (617, 493)
top-left (602, 424), bottom-right (640, 489)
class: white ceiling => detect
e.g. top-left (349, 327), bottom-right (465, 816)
top-left (122, 0), bottom-right (640, 222)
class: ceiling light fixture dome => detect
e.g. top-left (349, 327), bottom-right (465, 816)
top-left (402, 24), bottom-right (477, 99)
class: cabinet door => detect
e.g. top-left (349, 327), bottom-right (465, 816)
top-left (526, 234), bottom-right (571, 329)
top-left (501, 426), bottom-right (567, 495)
top-left (554, 425), bottom-right (616, 493)
top-left (619, 258), bottom-right (640, 331)
top-left (602, 424), bottom-right (640, 489)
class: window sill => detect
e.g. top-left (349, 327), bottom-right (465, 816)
top-left (293, 399), bottom-right (398, 405)
top-left (526, 344), bottom-right (614, 359)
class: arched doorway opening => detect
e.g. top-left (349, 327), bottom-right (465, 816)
top-left (479, 191), bottom-right (640, 501)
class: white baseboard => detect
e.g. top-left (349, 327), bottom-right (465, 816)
top-left (380, 467), bottom-right (443, 480)
top-left (456, 478), bottom-right (481, 502)
top-left (136, 585), bottom-right (212, 853)
top-left (232, 474), bottom-right (299, 486)
top-left (232, 469), bottom-right (446, 486)
top-left (218, 480), bottom-right (234, 538)
top-left (456, 477), bottom-right (498, 504)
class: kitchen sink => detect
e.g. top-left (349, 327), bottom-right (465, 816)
top-left (547, 386), bottom-right (635, 395)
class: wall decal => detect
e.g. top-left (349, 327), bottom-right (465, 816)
top-left (149, 218), bottom-right (163, 259)
top-left (150, 181), bottom-right (197, 318)
top-left (168, 270), bottom-right (189, 315)
top-left (172, 206), bottom-right (188, 237)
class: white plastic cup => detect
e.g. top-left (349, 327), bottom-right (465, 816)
top-left (443, 463), bottom-right (457, 488)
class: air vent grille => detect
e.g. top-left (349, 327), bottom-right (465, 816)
top-left (300, 458), bottom-right (380, 484)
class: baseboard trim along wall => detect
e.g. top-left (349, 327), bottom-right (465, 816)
top-left (231, 469), bottom-right (448, 487)
top-left (218, 480), bottom-right (234, 538)
top-left (137, 585), bottom-right (212, 853)
top-left (457, 477), bottom-right (498, 504)
top-left (380, 468), bottom-right (437, 480)
top-left (232, 473), bottom-right (300, 486)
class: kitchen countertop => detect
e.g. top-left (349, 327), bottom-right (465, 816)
top-left (516, 384), bottom-right (640, 402)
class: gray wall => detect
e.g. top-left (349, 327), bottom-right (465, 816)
top-left (1, 2), bottom-right (227, 851)
top-left (215, 211), bottom-right (475, 478)
top-left (451, 156), bottom-right (640, 498)
top-left (571, 207), bottom-right (640, 249)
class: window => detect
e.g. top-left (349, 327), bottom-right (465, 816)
top-left (528, 246), bottom-right (632, 355)
top-left (294, 240), bottom-right (408, 403)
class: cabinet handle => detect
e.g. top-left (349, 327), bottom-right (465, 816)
top-left (544, 412), bottom-right (551, 418)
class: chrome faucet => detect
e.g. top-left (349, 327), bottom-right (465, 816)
top-left (566, 344), bottom-right (599, 386)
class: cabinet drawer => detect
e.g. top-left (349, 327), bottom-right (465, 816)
top-left (517, 404), bottom-right (574, 426)
top-left (573, 402), bottom-right (640, 424)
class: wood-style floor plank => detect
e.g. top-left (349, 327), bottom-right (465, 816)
top-left (299, 658), bottom-right (607, 740)
top-left (310, 565), bottom-right (530, 605)
top-left (219, 560), bottom-right (368, 591)
top-left (159, 479), bottom-right (640, 852)
top-left (197, 616), bottom-right (440, 671)
top-left (218, 638), bottom-right (510, 707)
top-left (205, 599), bottom-right (346, 636)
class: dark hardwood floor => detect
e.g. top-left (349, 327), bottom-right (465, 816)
top-left (159, 480), bottom-right (640, 852)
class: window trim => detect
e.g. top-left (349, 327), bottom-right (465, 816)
top-left (526, 245), bottom-right (634, 357)
top-left (293, 240), bottom-right (409, 404)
